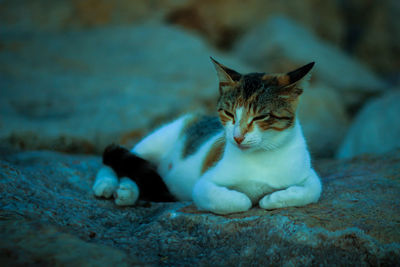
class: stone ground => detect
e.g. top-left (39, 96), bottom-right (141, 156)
top-left (0, 147), bottom-right (399, 266)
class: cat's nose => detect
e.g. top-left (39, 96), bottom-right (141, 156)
top-left (234, 136), bottom-right (245, 145)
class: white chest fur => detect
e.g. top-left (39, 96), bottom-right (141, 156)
top-left (205, 122), bottom-right (311, 203)
top-left (191, 120), bottom-right (321, 214)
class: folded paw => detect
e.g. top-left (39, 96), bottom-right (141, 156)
top-left (114, 178), bottom-right (139, 206)
top-left (259, 193), bottom-right (287, 210)
top-left (193, 179), bottom-right (252, 215)
top-left (209, 191), bottom-right (252, 215)
top-left (259, 182), bottom-right (320, 210)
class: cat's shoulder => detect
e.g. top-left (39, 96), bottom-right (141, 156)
top-left (177, 113), bottom-right (223, 158)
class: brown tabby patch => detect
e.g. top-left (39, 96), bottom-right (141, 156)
top-left (201, 137), bottom-right (226, 174)
top-left (182, 116), bottom-right (223, 158)
top-left (179, 115), bottom-right (201, 138)
top-left (218, 110), bottom-right (234, 126)
top-left (256, 115), bottom-right (294, 131)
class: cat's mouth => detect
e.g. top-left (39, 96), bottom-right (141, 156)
top-left (237, 144), bottom-right (251, 151)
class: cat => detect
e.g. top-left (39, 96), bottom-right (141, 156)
top-left (92, 58), bottom-right (322, 215)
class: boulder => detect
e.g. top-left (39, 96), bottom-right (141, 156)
top-left (298, 84), bottom-right (349, 158)
top-left (1, 0), bottom-right (398, 82)
top-left (0, 0), bottom-right (345, 48)
top-left (0, 24), bottom-right (248, 153)
top-left (1, 148), bottom-right (399, 265)
top-left (337, 90), bottom-right (400, 159)
top-left (0, 218), bottom-right (140, 266)
top-left (338, 0), bottom-right (400, 76)
top-left (166, 0), bottom-right (344, 49)
top-left (168, 0), bottom-right (399, 79)
top-left (233, 16), bottom-right (387, 107)
top-left (0, 0), bottom-right (185, 33)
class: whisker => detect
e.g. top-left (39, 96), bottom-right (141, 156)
top-left (261, 143), bottom-right (279, 151)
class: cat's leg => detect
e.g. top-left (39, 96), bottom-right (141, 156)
top-left (114, 177), bottom-right (139, 206)
top-left (259, 169), bottom-right (322, 209)
top-left (93, 164), bottom-right (139, 205)
top-left (193, 179), bottom-right (252, 215)
top-left (93, 167), bottom-right (139, 205)
top-left (132, 114), bottom-right (192, 164)
top-left (102, 144), bottom-right (175, 202)
top-left (93, 166), bottom-right (119, 198)
top-left (94, 115), bottom-right (190, 203)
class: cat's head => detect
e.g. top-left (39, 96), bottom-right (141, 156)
top-left (211, 57), bottom-right (314, 152)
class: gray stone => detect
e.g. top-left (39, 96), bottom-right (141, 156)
top-left (0, 24), bottom-right (248, 153)
top-left (0, 0), bottom-right (185, 33)
top-left (0, 148), bottom-right (399, 265)
top-left (337, 90), bottom-right (400, 159)
top-left (0, 217), bottom-right (140, 266)
top-left (298, 84), bottom-right (350, 158)
top-left (233, 16), bottom-right (387, 107)
top-left (338, 0), bottom-right (400, 76)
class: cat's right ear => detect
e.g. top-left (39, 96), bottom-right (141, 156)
top-left (210, 57), bottom-right (241, 93)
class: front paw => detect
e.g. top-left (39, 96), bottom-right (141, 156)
top-left (193, 180), bottom-right (252, 215)
top-left (114, 178), bottom-right (139, 206)
top-left (209, 194), bottom-right (252, 215)
top-left (259, 193), bottom-right (287, 210)
top-left (93, 177), bottom-right (118, 198)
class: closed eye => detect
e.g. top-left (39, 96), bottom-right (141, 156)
top-left (219, 109), bottom-right (234, 119)
top-left (253, 114), bottom-right (270, 121)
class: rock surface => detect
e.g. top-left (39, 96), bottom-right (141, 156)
top-left (1, 148), bottom-right (399, 266)
top-left (233, 16), bottom-right (386, 108)
top-left (339, 0), bottom-right (400, 76)
top-left (1, 0), bottom-right (398, 83)
top-left (167, 0), bottom-right (400, 80)
top-left (0, 20), bottom-right (351, 158)
top-left (0, 24), bottom-right (248, 154)
top-left (297, 84), bottom-right (349, 158)
top-left (166, 0), bottom-right (345, 49)
top-left (0, 0), bottom-right (185, 33)
top-left (337, 90), bottom-right (400, 159)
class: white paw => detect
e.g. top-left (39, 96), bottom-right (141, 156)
top-left (93, 166), bottom-right (119, 198)
top-left (193, 179), bottom-right (252, 215)
top-left (259, 184), bottom-right (319, 210)
top-left (114, 178), bottom-right (139, 206)
top-left (93, 177), bottom-right (118, 198)
top-left (208, 197), bottom-right (252, 215)
top-left (211, 192), bottom-right (252, 215)
top-left (259, 193), bottom-right (287, 210)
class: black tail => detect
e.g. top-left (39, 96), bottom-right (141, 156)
top-left (102, 144), bottom-right (175, 202)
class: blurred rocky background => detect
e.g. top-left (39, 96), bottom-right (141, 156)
top-left (1, 0), bottom-right (399, 158)
top-left (0, 0), bottom-right (399, 265)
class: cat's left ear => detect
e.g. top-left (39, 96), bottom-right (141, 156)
top-left (264, 62), bottom-right (315, 96)
top-left (210, 57), bottom-right (242, 93)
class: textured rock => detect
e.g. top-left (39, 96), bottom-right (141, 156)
top-left (167, 0), bottom-right (399, 82)
top-left (0, 24), bottom-right (248, 153)
top-left (1, 0), bottom-right (398, 83)
top-left (0, 217), bottom-right (140, 266)
top-left (337, 90), bottom-right (400, 159)
top-left (166, 0), bottom-right (344, 49)
top-left (233, 16), bottom-right (387, 107)
top-left (339, 0), bottom-right (400, 76)
top-left (0, 0), bottom-right (185, 33)
top-left (0, 0), bottom-right (345, 48)
top-left (298, 84), bottom-right (349, 158)
top-left (0, 148), bottom-right (399, 265)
